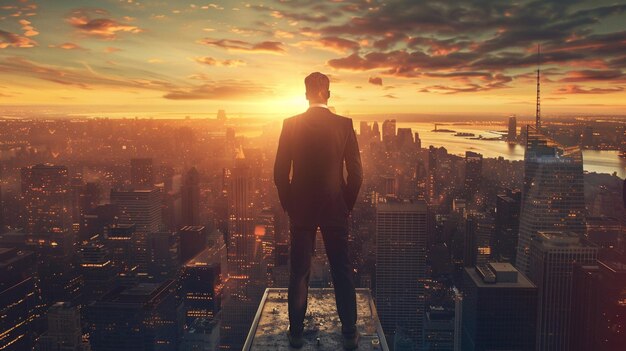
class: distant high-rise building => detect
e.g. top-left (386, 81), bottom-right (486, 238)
top-left (507, 116), bottom-right (517, 142)
top-left (595, 254), bottom-right (626, 350)
top-left (179, 226), bottom-right (207, 263)
top-left (147, 230), bottom-right (179, 280)
top-left (0, 248), bottom-right (43, 350)
top-left (382, 119), bottom-right (397, 144)
top-left (570, 263), bottom-right (600, 351)
top-left (181, 167), bottom-right (201, 226)
top-left (217, 109), bottom-right (227, 121)
top-left (397, 127), bottom-right (414, 151)
top-left (414, 132), bottom-right (422, 150)
top-left (130, 158), bottom-right (154, 189)
top-left (528, 231), bottom-right (597, 351)
top-left (372, 121), bottom-right (381, 142)
top-left (21, 164), bottom-right (73, 254)
top-left (104, 224), bottom-right (136, 272)
top-left (37, 302), bottom-right (90, 351)
top-left (581, 126), bottom-right (593, 148)
top-left (493, 189), bottom-right (521, 262)
top-left (516, 127), bottom-right (586, 275)
top-left (463, 151), bottom-right (482, 201)
top-left (181, 238), bottom-right (226, 326)
top-left (110, 188), bottom-right (161, 234)
top-left (80, 204), bottom-right (118, 242)
top-left (220, 152), bottom-right (261, 350)
top-left (460, 263), bottom-right (537, 351)
top-left (79, 243), bottom-right (116, 301)
top-left (359, 121), bottom-right (370, 139)
top-left (375, 201), bottom-right (427, 346)
top-left (464, 212), bottom-right (494, 267)
top-left (88, 281), bottom-right (183, 351)
top-left (422, 306), bottom-right (455, 351)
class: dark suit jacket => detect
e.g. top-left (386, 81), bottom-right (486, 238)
top-left (274, 107), bottom-right (363, 227)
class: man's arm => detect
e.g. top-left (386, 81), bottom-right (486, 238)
top-left (274, 119), bottom-right (292, 212)
top-left (344, 119), bottom-right (363, 211)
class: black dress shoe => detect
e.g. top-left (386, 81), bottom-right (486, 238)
top-left (287, 328), bottom-right (304, 348)
top-left (342, 329), bottom-right (360, 350)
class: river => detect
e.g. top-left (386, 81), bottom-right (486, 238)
top-left (394, 122), bottom-right (626, 178)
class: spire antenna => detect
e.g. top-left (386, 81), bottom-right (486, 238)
top-left (535, 44), bottom-right (541, 130)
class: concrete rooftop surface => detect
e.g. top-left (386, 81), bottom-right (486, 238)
top-left (243, 288), bottom-right (389, 351)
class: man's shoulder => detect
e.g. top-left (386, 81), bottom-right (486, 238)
top-left (282, 114), bottom-right (303, 125)
top-left (331, 113), bottom-right (354, 127)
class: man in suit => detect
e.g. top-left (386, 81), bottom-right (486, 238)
top-left (274, 72), bottom-right (363, 349)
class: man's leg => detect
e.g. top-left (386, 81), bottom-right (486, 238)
top-left (288, 224), bottom-right (317, 335)
top-left (320, 225), bottom-right (357, 333)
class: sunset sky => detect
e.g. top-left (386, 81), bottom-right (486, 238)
top-left (0, 0), bottom-right (625, 118)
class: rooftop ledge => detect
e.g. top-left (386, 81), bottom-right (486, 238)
top-left (243, 288), bottom-right (389, 351)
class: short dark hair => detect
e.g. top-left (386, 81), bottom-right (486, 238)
top-left (304, 72), bottom-right (330, 95)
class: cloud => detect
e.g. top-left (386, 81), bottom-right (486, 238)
top-left (194, 56), bottom-right (246, 67)
top-left (315, 0), bottom-right (626, 93)
top-left (104, 46), bottom-right (122, 53)
top-left (163, 81), bottom-right (267, 100)
top-left (67, 8), bottom-right (143, 39)
top-left (18, 19), bottom-right (38, 36)
top-left (560, 69), bottom-right (626, 82)
top-left (250, 5), bottom-right (329, 23)
top-left (49, 42), bottom-right (84, 50)
top-left (297, 36), bottom-right (360, 53)
top-left (368, 77), bottom-right (383, 86)
top-left (199, 38), bottom-right (285, 54)
top-left (0, 29), bottom-right (36, 48)
top-left (383, 94), bottom-right (397, 99)
top-left (0, 56), bottom-right (176, 91)
top-left (554, 84), bottom-right (624, 94)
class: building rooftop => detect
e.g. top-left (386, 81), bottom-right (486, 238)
top-left (465, 264), bottom-right (535, 289)
top-left (243, 288), bottom-right (389, 351)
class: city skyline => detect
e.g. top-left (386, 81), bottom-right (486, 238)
top-left (1, 0), bottom-right (626, 117)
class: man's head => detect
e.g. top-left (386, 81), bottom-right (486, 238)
top-left (305, 72), bottom-right (330, 104)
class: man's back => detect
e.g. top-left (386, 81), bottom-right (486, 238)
top-left (274, 106), bottom-right (362, 227)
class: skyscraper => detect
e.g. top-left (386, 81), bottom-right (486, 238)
top-left (528, 231), bottom-right (597, 351)
top-left (37, 302), bottom-right (91, 351)
top-left (180, 238), bottom-right (226, 326)
top-left (507, 115), bottom-right (517, 142)
top-left (21, 164), bottom-right (73, 254)
top-left (220, 151), bottom-right (261, 350)
top-left (382, 119), bottom-right (397, 144)
top-left (88, 281), bottom-right (183, 351)
top-left (0, 248), bottom-right (43, 350)
top-left (375, 201), bottom-right (427, 346)
top-left (179, 225), bottom-right (207, 263)
top-left (110, 188), bottom-right (161, 234)
top-left (516, 127), bottom-right (586, 275)
top-left (130, 158), bottom-right (154, 189)
top-left (181, 167), bottom-right (201, 226)
top-left (463, 151), bottom-right (482, 202)
top-left (460, 263), bottom-right (537, 351)
top-left (493, 189), bottom-right (521, 262)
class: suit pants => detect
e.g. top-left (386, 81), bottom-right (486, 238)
top-left (288, 223), bottom-right (357, 335)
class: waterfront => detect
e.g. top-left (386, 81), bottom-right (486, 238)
top-left (393, 122), bottom-right (625, 178)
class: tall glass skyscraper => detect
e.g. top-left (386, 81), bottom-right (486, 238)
top-left (515, 126), bottom-right (586, 274)
top-left (375, 200), bottom-right (427, 348)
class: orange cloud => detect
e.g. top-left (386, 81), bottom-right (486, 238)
top-left (163, 81), bottom-right (268, 100)
top-left (49, 42), bottom-right (84, 50)
top-left (199, 38), bottom-right (285, 54)
top-left (554, 84), bottom-right (624, 94)
top-left (194, 56), bottom-right (245, 67)
top-left (67, 9), bottom-right (143, 39)
top-left (0, 29), bottom-right (36, 48)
